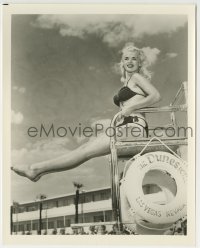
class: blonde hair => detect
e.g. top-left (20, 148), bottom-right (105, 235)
top-left (120, 43), bottom-right (152, 83)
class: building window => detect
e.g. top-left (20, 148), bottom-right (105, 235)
top-left (100, 192), bottom-right (107, 200)
top-left (18, 207), bottom-right (25, 213)
top-left (93, 194), bottom-right (100, 202)
top-left (32, 223), bottom-right (38, 230)
top-left (12, 208), bottom-right (17, 214)
top-left (32, 206), bottom-right (37, 211)
top-left (93, 215), bottom-right (104, 222)
top-left (82, 195), bottom-right (89, 203)
top-left (84, 216), bottom-right (91, 223)
top-left (58, 200), bottom-right (63, 207)
top-left (55, 201), bottom-right (59, 207)
top-left (25, 206), bottom-right (36, 212)
top-left (105, 213), bottom-right (112, 222)
top-left (26, 223), bottom-right (31, 231)
top-left (57, 220), bottom-right (64, 228)
top-left (42, 203), bottom-right (48, 209)
top-left (63, 198), bottom-right (73, 206)
top-left (42, 222), bottom-right (47, 230)
top-left (34, 205), bottom-right (39, 211)
top-left (48, 221), bottom-right (54, 229)
top-left (19, 224), bottom-right (24, 232)
top-left (13, 225), bottom-right (17, 232)
top-left (65, 219), bottom-right (71, 227)
top-left (92, 194), bottom-right (95, 202)
top-left (48, 201), bottom-right (57, 208)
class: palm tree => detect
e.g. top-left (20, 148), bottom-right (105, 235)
top-left (36, 194), bottom-right (47, 235)
top-left (73, 182), bottom-right (83, 224)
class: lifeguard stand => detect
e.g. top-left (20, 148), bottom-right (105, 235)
top-left (109, 82), bottom-right (188, 227)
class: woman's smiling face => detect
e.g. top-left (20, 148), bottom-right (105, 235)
top-left (122, 50), bottom-right (140, 73)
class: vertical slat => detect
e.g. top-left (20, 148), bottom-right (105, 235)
top-left (169, 81), bottom-right (188, 130)
top-left (170, 111), bottom-right (177, 128)
top-left (183, 81), bottom-right (188, 105)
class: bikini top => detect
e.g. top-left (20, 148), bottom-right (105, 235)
top-left (113, 85), bottom-right (145, 107)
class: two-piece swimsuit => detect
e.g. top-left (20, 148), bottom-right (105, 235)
top-left (113, 79), bottom-right (148, 136)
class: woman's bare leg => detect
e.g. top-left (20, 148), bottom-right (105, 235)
top-left (11, 133), bottom-right (111, 182)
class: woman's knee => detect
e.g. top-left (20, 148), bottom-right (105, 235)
top-left (77, 135), bottom-right (110, 159)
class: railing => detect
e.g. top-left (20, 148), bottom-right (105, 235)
top-left (109, 82), bottom-right (188, 226)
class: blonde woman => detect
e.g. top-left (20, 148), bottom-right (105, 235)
top-left (12, 43), bottom-right (161, 181)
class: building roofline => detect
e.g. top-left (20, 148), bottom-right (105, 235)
top-left (13, 185), bottom-right (111, 206)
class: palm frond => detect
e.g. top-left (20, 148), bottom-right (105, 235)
top-left (73, 182), bottom-right (83, 189)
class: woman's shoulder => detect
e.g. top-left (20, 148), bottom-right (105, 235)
top-left (129, 73), bottom-right (151, 88)
top-left (133, 73), bottom-right (150, 82)
top-left (128, 73), bottom-right (146, 87)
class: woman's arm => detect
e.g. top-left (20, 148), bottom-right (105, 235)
top-left (121, 73), bottom-right (161, 116)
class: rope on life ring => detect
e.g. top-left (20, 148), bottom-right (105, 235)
top-left (122, 151), bottom-right (187, 224)
top-left (122, 137), bottom-right (187, 179)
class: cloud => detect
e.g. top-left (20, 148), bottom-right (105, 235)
top-left (33, 15), bottom-right (187, 47)
top-left (12, 86), bottom-right (26, 94)
top-left (112, 62), bottom-right (121, 75)
top-left (142, 47), bottom-right (160, 65)
top-left (88, 65), bottom-right (96, 71)
top-left (12, 137), bottom-right (71, 166)
top-left (166, 52), bottom-right (178, 59)
top-left (11, 110), bottom-right (24, 124)
top-left (19, 87), bottom-right (26, 93)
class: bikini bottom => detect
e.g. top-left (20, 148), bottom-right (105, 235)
top-left (116, 116), bottom-right (148, 138)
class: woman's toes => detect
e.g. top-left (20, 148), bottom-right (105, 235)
top-left (11, 166), bottom-right (24, 176)
top-left (11, 165), bottom-right (40, 182)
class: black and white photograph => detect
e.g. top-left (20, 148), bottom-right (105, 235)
top-left (2, 3), bottom-right (196, 246)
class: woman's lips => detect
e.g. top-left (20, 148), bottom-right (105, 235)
top-left (127, 64), bottom-right (134, 68)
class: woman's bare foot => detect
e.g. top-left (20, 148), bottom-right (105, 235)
top-left (11, 164), bottom-right (43, 182)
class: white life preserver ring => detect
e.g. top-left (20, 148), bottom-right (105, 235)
top-left (123, 151), bottom-right (187, 224)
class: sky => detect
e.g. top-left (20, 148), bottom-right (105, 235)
top-left (11, 14), bottom-right (188, 203)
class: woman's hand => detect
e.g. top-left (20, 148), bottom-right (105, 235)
top-left (118, 108), bottom-right (132, 120)
top-left (121, 108), bottom-right (133, 117)
top-left (116, 111), bottom-right (124, 122)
